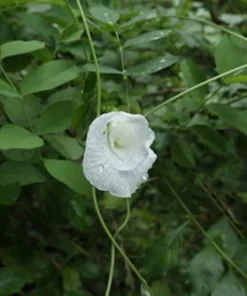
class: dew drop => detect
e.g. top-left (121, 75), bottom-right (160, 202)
top-left (98, 165), bottom-right (103, 173)
top-left (88, 143), bottom-right (92, 148)
top-left (142, 173), bottom-right (148, 181)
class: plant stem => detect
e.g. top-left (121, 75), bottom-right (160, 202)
top-left (76, 0), bottom-right (101, 117)
top-left (165, 179), bottom-right (247, 281)
top-left (92, 187), bottom-right (153, 296)
top-left (105, 199), bottom-right (130, 296)
top-left (145, 63), bottom-right (247, 117)
top-left (115, 31), bottom-right (130, 112)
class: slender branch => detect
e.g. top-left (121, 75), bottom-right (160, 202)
top-left (76, 0), bottom-right (101, 117)
top-left (92, 187), bottom-right (153, 296)
top-left (145, 63), bottom-right (247, 117)
top-left (165, 179), bottom-right (247, 280)
top-left (105, 199), bottom-right (130, 296)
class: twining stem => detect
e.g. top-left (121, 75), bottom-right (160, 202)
top-left (0, 63), bottom-right (34, 132)
top-left (115, 31), bottom-right (130, 112)
top-left (145, 63), bottom-right (247, 117)
top-left (165, 179), bottom-right (247, 281)
top-left (105, 199), bottom-right (130, 296)
top-left (76, 0), bottom-right (101, 117)
top-left (92, 188), bottom-right (154, 296)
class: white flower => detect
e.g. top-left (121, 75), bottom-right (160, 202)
top-left (82, 112), bottom-right (157, 198)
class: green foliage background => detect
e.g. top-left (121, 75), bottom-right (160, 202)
top-left (0, 0), bottom-right (247, 295)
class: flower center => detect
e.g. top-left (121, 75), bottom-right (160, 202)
top-left (108, 121), bottom-right (135, 149)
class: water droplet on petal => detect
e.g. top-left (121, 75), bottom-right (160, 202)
top-left (98, 165), bottom-right (103, 173)
top-left (88, 143), bottom-right (92, 148)
top-left (142, 173), bottom-right (148, 181)
top-left (100, 143), bottom-right (104, 149)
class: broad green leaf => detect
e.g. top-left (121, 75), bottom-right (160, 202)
top-left (0, 79), bottom-right (19, 97)
top-left (89, 6), bottom-right (119, 25)
top-left (47, 87), bottom-right (81, 105)
top-left (0, 266), bottom-right (31, 296)
top-left (0, 161), bottom-right (46, 186)
top-left (2, 149), bottom-right (38, 162)
top-left (207, 217), bottom-right (239, 258)
top-left (234, 242), bottom-right (247, 272)
top-left (171, 136), bottom-right (196, 168)
top-left (191, 124), bottom-right (228, 155)
top-left (21, 60), bottom-right (79, 95)
top-left (189, 248), bottom-right (224, 296)
top-left (144, 223), bottom-right (187, 278)
top-left (0, 40), bottom-right (45, 59)
top-left (0, 124), bottom-right (43, 150)
top-left (215, 35), bottom-right (247, 75)
top-left (81, 63), bottom-right (122, 74)
top-left (67, 198), bottom-right (90, 232)
top-left (151, 280), bottom-right (171, 296)
top-left (0, 0), bottom-right (62, 6)
top-left (43, 159), bottom-right (91, 196)
top-left (59, 24), bottom-right (83, 43)
top-left (127, 55), bottom-right (178, 76)
top-left (212, 271), bottom-right (246, 296)
top-left (207, 103), bottom-right (247, 135)
top-left (35, 101), bottom-right (77, 134)
top-left (124, 30), bottom-right (170, 47)
top-left (62, 267), bottom-right (81, 292)
top-left (44, 135), bottom-right (83, 160)
top-left (180, 60), bottom-right (207, 101)
top-left (225, 74), bottom-right (247, 84)
top-left (0, 184), bottom-right (20, 206)
top-left (2, 95), bottom-right (41, 127)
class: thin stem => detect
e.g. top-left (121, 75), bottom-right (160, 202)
top-left (92, 187), bottom-right (153, 296)
top-left (115, 31), bottom-right (130, 112)
top-left (165, 179), bottom-right (247, 281)
top-left (0, 64), bottom-right (34, 132)
top-left (145, 63), bottom-right (247, 117)
top-left (76, 0), bottom-right (101, 117)
top-left (105, 199), bottom-right (130, 296)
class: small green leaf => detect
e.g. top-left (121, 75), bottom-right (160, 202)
top-left (171, 136), bottom-right (196, 168)
top-left (191, 124), bottom-right (227, 155)
top-left (0, 124), bottom-right (43, 150)
top-left (0, 79), bottom-right (19, 97)
top-left (60, 24), bottom-right (83, 43)
top-left (36, 101), bottom-right (77, 134)
top-left (44, 135), bottom-right (83, 160)
top-left (207, 103), bottom-right (247, 136)
top-left (124, 30), bottom-right (170, 47)
top-left (0, 266), bottom-right (31, 296)
top-left (0, 184), bottom-right (20, 206)
top-left (127, 55), bottom-right (178, 76)
top-left (43, 159), bottom-right (91, 196)
top-left (0, 161), bottom-right (46, 186)
top-left (212, 271), bottom-right (246, 296)
top-left (89, 6), bottom-right (119, 25)
top-left (21, 60), bottom-right (79, 95)
top-left (0, 40), bottom-right (45, 59)
top-left (189, 248), bottom-right (224, 296)
top-left (62, 267), bottom-right (81, 292)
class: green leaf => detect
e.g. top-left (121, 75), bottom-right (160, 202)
top-left (0, 161), bottom-right (46, 186)
top-left (171, 136), bottom-right (196, 168)
top-left (127, 55), bottom-right (178, 76)
top-left (0, 79), bottom-right (19, 97)
top-left (0, 124), bottom-right (43, 150)
top-left (81, 63), bottom-right (122, 74)
top-left (212, 271), bottom-right (246, 296)
top-left (180, 60), bottom-right (207, 101)
top-left (215, 35), bottom-right (247, 75)
top-left (151, 280), bottom-right (171, 296)
top-left (47, 87), bottom-right (81, 106)
top-left (44, 135), bottom-right (83, 160)
top-left (43, 159), bottom-right (91, 196)
top-left (0, 184), bottom-right (20, 206)
top-left (234, 242), bottom-right (247, 272)
top-left (21, 60), bottom-right (79, 95)
top-left (89, 6), bottom-right (119, 25)
top-left (190, 124), bottom-right (228, 155)
top-left (36, 101), bottom-right (77, 134)
top-left (2, 149), bottom-right (38, 162)
top-left (189, 248), bottom-right (224, 296)
top-left (62, 267), bottom-right (81, 292)
top-left (0, 266), bottom-right (31, 296)
top-left (59, 24), bottom-right (83, 43)
top-left (124, 30), bottom-right (170, 47)
top-left (207, 103), bottom-right (247, 136)
top-left (144, 222), bottom-right (187, 278)
top-left (2, 95), bottom-right (41, 128)
top-left (207, 217), bottom-right (239, 258)
top-left (0, 40), bottom-right (45, 59)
